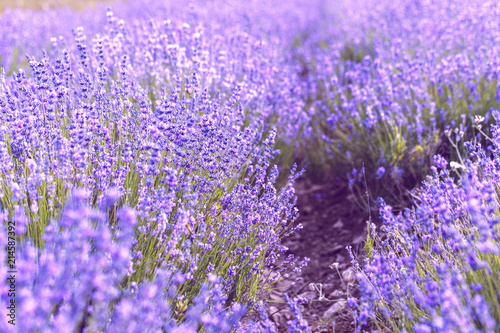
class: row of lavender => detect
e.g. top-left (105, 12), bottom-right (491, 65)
top-left (325, 1), bottom-right (500, 331)
top-left (350, 125), bottom-right (500, 332)
top-left (292, 0), bottom-right (500, 208)
top-left (0, 0), bottom-right (319, 331)
top-left (1, 0), bottom-right (500, 332)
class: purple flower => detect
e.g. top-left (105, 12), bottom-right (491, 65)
top-left (433, 154), bottom-right (448, 169)
top-left (376, 166), bottom-right (385, 179)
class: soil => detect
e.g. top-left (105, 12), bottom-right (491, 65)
top-left (266, 175), bottom-right (371, 333)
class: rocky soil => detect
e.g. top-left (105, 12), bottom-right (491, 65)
top-left (265, 176), bottom-right (371, 333)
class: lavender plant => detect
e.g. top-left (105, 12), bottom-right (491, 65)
top-left (349, 124), bottom-right (500, 332)
top-left (0, 189), bottom-right (249, 332)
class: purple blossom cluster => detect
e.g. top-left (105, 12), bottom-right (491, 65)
top-left (0, 0), bottom-right (318, 144)
top-left (0, 189), bottom-right (248, 332)
top-left (349, 124), bottom-right (500, 332)
top-left (240, 296), bottom-right (311, 333)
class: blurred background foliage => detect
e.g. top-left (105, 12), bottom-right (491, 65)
top-left (0, 0), bottom-right (116, 12)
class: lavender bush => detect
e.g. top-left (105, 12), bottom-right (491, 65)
top-left (0, 189), bottom-right (248, 332)
top-left (349, 123), bottom-right (500, 332)
top-left (289, 0), bottom-right (500, 207)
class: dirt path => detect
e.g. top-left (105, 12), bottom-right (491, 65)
top-left (267, 176), bottom-right (370, 333)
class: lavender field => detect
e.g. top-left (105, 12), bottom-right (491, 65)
top-left (0, 0), bottom-right (499, 332)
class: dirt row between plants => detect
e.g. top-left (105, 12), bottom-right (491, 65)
top-left (266, 176), bottom-right (370, 333)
